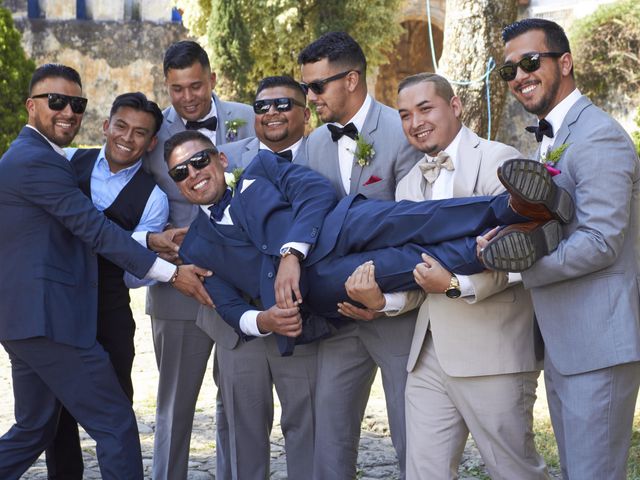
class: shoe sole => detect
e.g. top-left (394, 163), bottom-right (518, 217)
top-left (482, 220), bottom-right (562, 272)
top-left (498, 159), bottom-right (574, 223)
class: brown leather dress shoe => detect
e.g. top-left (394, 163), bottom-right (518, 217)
top-left (498, 158), bottom-right (574, 223)
top-left (481, 220), bottom-right (562, 272)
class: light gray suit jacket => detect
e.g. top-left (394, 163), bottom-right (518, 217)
top-left (305, 97), bottom-right (422, 352)
top-left (144, 94), bottom-right (255, 321)
top-left (197, 135), bottom-right (308, 347)
top-left (396, 126), bottom-right (541, 376)
top-left (522, 96), bottom-right (640, 375)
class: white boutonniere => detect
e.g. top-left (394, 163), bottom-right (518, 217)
top-left (347, 134), bottom-right (375, 167)
top-left (224, 167), bottom-right (244, 192)
top-left (225, 119), bottom-right (247, 142)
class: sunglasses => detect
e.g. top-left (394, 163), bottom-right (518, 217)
top-left (300, 70), bottom-right (359, 95)
top-left (168, 148), bottom-right (216, 183)
top-left (253, 97), bottom-right (306, 114)
top-left (31, 93), bottom-right (88, 114)
top-left (498, 52), bottom-right (565, 81)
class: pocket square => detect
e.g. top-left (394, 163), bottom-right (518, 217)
top-left (240, 178), bottom-right (255, 193)
top-left (363, 175), bottom-right (382, 186)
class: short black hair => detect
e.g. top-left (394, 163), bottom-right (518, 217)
top-left (255, 75), bottom-right (307, 102)
top-left (397, 73), bottom-right (455, 102)
top-left (164, 130), bottom-right (216, 164)
top-left (29, 64), bottom-right (82, 95)
top-left (109, 92), bottom-right (164, 135)
top-left (502, 18), bottom-right (571, 53)
top-left (297, 32), bottom-right (367, 76)
top-left (163, 41), bottom-right (211, 77)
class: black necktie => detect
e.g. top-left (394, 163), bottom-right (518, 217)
top-left (186, 116), bottom-right (218, 132)
top-left (525, 119), bottom-right (554, 142)
top-left (327, 122), bottom-right (358, 142)
top-left (276, 150), bottom-right (293, 162)
top-left (208, 188), bottom-right (232, 222)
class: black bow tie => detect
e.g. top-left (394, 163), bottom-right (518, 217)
top-left (525, 119), bottom-right (554, 142)
top-left (208, 188), bottom-right (233, 222)
top-left (276, 149), bottom-right (293, 161)
top-left (186, 116), bottom-right (218, 132)
top-left (327, 122), bottom-right (358, 142)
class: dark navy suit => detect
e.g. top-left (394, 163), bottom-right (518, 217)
top-left (0, 127), bottom-right (158, 479)
top-left (180, 151), bottom-right (524, 355)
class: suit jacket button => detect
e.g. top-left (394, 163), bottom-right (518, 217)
top-left (267, 272), bottom-right (274, 278)
top-left (261, 244), bottom-right (267, 250)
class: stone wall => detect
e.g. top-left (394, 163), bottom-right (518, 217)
top-left (14, 18), bottom-right (189, 145)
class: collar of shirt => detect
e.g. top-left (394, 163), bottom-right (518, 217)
top-left (424, 127), bottom-right (463, 200)
top-left (200, 201), bottom-right (233, 225)
top-left (94, 145), bottom-right (142, 181)
top-left (258, 137), bottom-right (304, 159)
top-left (25, 124), bottom-right (67, 157)
top-left (540, 88), bottom-right (582, 155)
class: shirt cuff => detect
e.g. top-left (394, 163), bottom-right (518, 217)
top-left (240, 310), bottom-right (272, 337)
top-left (457, 274), bottom-right (476, 298)
top-left (145, 258), bottom-right (177, 283)
top-left (280, 242), bottom-right (310, 258)
top-left (132, 230), bottom-right (148, 248)
top-left (379, 292), bottom-right (407, 312)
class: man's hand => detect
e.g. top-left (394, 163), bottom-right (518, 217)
top-left (413, 253), bottom-right (452, 294)
top-left (148, 227), bottom-right (188, 254)
top-left (337, 301), bottom-right (383, 321)
top-left (275, 255), bottom-right (302, 309)
top-left (476, 226), bottom-right (501, 261)
top-left (171, 264), bottom-right (214, 307)
top-left (257, 304), bottom-right (302, 337)
top-left (344, 261), bottom-right (385, 310)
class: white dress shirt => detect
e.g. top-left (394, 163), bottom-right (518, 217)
top-left (539, 88), bottom-right (582, 159)
top-left (332, 94), bottom-right (372, 193)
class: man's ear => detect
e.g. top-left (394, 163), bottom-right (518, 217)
top-left (304, 107), bottom-right (311, 124)
top-left (450, 96), bottom-right (463, 119)
top-left (219, 151), bottom-right (229, 169)
top-left (210, 71), bottom-right (217, 91)
top-left (102, 119), bottom-right (110, 136)
top-left (146, 135), bottom-right (158, 153)
top-left (559, 52), bottom-right (573, 77)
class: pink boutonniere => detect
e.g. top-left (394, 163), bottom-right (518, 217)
top-left (541, 143), bottom-right (570, 177)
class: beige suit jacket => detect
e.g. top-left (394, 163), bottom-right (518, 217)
top-left (396, 126), bottom-right (542, 377)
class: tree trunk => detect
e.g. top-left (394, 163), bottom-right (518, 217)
top-left (438, 0), bottom-right (517, 139)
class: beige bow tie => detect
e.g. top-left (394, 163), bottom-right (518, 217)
top-left (419, 152), bottom-right (454, 184)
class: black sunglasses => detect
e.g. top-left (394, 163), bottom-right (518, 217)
top-left (300, 70), bottom-right (359, 95)
top-left (168, 148), bottom-right (216, 183)
top-left (253, 97), bottom-right (306, 114)
top-left (498, 52), bottom-right (565, 81)
top-left (31, 93), bottom-right (88, 114)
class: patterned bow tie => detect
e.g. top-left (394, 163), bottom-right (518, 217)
top-left (419, 151), bottom-right (454, 184)
top-left (208, 188), bottom-right (233, 222)
top-left (327, 122), bottom-right (358, 142)
top-left (276, 149), bottom-right (293, 161)
top-left (186, 116), bottom-right (218, 132)
top-left (525, 118), bottom-right (553, 142)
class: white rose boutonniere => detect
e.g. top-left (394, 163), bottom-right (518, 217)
top-left (225, 119), bottom-right (247, 142)
top-left (348, 134), bottom-right (375, 167)
top-left (224, 167), bottom-right (244, 192)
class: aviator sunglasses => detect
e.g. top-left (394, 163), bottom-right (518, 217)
top-left (498, 52), bottom-right (565, 81)
top-left (253, 97), bottom-right (306, 114)
top-left (300, 70), bottom-right (359, 95)
top-left (168, 148), bottom-right (216, 183)
top-left (31, 93), bottom-right (88, 114)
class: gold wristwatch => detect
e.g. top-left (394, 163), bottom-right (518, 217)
top-left (444, 275), bottom-right (461, 299)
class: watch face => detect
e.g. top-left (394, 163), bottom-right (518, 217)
top-left (445, 288), bottom-right (461, 299)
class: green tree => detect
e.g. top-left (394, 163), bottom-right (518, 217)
top-left (178, 0), bottom-right (402, 103)
top-left (0, 2), bottom-right (34, 155)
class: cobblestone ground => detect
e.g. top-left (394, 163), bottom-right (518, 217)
top-left (0, 291), bottom-right (569, 479)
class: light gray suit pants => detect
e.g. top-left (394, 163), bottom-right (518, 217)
top-left (151, 317), bottom-right (214, 480)
top-left (544, 353), bottom-right (640, 480)
top-left (313, 316), bottom-right (413, 480)
top-left (216, 335), bottom-right (317, 480)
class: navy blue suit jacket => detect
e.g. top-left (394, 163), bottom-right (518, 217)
top-left (0, 127), bottom-right (157, 348)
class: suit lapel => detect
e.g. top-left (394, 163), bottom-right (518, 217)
top-left (213, 94), bottom-right (228, 145)
top-left (552, 95), bottom-right (592, 149)
top-left (241, 138), bottom-right (259, 168)
top-left (452, 126), bottom-right (482, 198)
top-left (166, 107), bottom-right (186, 136)
top-left (350, 100), bottom-right (381, 194)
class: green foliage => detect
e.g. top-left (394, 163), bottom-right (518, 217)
top-left (569, 0), bottom-right (640, 104)
top-left (177, 0), bottom-right (402, 103)
top-left (0, 2), bottom-right (35, 156)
